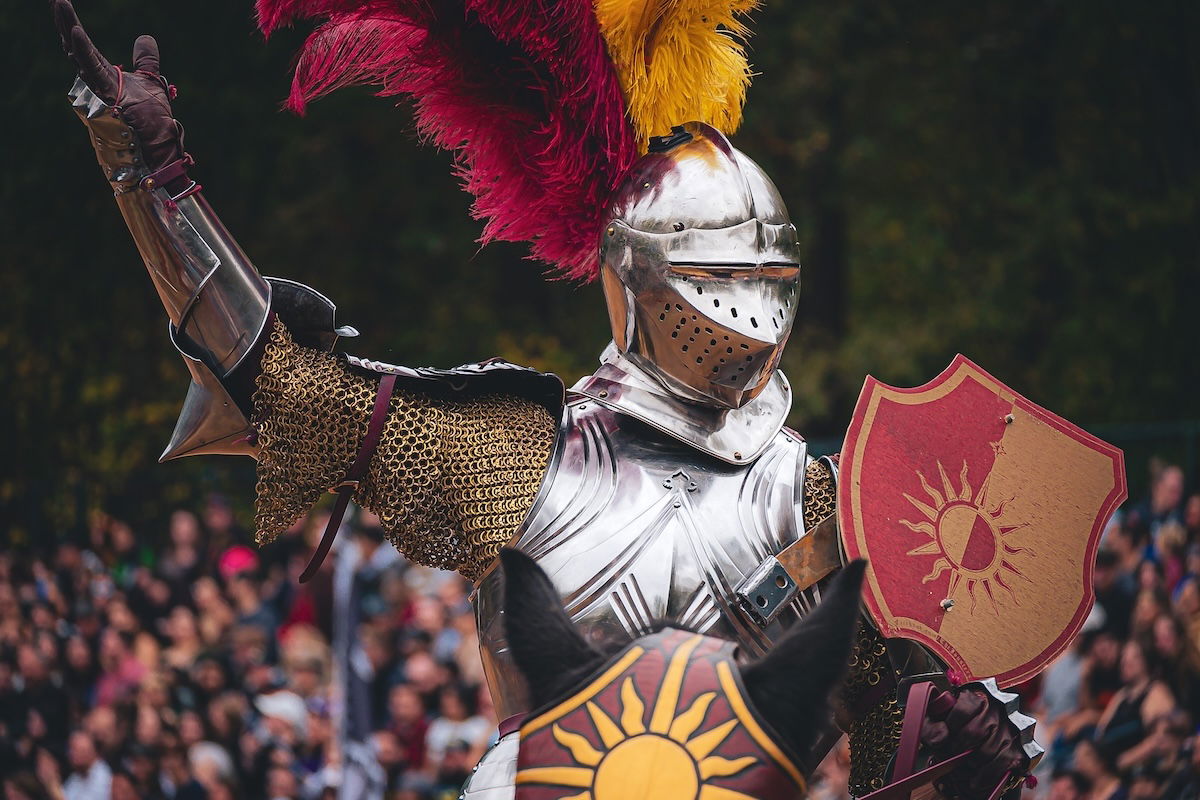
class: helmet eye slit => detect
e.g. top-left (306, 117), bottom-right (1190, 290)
top-left (668, 263), bottom-right (799, 280)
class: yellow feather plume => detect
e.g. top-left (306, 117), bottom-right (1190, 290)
top-left (593, 0), bottom-right (759, 152)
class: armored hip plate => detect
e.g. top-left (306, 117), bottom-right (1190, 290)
top-left (474, 394), bottom-right (817, 720)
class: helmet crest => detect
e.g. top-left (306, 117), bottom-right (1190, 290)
top-left (256, 0), bottom-right (760, 281)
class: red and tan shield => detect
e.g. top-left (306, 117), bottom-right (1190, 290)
top-left (838, 355), bottom-right (1126, 687)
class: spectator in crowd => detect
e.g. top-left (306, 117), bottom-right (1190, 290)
top-left (63, 730), bottom-right (111, 800)
top-left (1095, 550), bottom-right (1136, 639)
top-left (1073, 739), bottom-right (1124, 800)
top-left (1093, 636), bottom-right (1174, 768)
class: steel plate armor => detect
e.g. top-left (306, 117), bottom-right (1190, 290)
top-left (474, 377), bottom-right (822, 723)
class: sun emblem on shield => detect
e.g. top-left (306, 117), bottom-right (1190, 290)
top-left (900, 461), bottom-right (1033, 614)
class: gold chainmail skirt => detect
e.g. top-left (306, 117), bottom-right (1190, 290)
top-left (803, 458), bottom-right (904, 796)
top-left (252, 319), bottom-right (556, 580)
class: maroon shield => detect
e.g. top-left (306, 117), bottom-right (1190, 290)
top-left (838, 355), bottom-right (1126, 686)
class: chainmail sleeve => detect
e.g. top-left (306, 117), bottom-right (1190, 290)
top-left (252, 319), bottom-right (557, 580)
top-left (802, 458), bottom-right (904, 797)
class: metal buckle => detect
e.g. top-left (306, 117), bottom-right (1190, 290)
top-left (735, 556), bottom-right (798, 627)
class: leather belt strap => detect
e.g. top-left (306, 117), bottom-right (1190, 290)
top-left (893, 681), bottom-right (937, 781)
top-left (735, 513), bottom-right (841, 626)
top-left (139, 153), bottom-right (194, 192)
top-left (299, 373), bottom-right (398, 583)
top-left (775, 512), bottom-right (842, 588)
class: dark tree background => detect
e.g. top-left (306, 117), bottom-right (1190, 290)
top-left (4, 0), bottom-right (1197, 543)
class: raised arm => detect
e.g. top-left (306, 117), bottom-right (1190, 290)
top-left (52, 1), bottom-right (562, 578)
top-left (52, 0), bottom-right (348, 460)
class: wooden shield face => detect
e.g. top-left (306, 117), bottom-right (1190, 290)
top-left (839, 355), bottom-right (1126, 687)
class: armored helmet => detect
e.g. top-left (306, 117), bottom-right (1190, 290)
top-left (599, 122), bottom-right (801, 409)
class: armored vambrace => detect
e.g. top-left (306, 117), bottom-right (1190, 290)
top-left (70, 79), bottom-right (350, 460)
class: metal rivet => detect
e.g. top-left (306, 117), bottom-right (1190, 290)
top-left (598, 389), bottom-right (608, 398)
top-left (143, 178), bottom-right (155, 189)
top-left (643, 181), bottom-right (651, 188)
top-left (1004, 414), bottom-right (1015, 424)
top-left (673, 222), bottom-right (685, 232)
top-left (607, 226), bottom-right (615, 236)
top-left (733, 451), bottom-right (743, 460)
top-left (940, 598), bottom-right (955, 610)
top-left (673, 501), bottom-right (681, 509)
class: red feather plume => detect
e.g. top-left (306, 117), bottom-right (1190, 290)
top-left (257, 0), bottom-right (638, 281)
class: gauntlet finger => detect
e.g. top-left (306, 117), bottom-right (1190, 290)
top-left (926, 688), bottom-right (958, 720)
top-left (132, 34), bottom-right (160, 75)
top-left (941, 689), bottom-right (989, 733)
top-left (51, 0), bottom-right (81, 51)
top-left (921, 719), bottom-right (951, 748)
top-left (70, 25), bottom-right (119, 102)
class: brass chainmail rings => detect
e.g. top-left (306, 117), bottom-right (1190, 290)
top-left (252, 320), bottom-right (555, 580)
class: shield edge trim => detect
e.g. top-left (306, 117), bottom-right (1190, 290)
top-left (839, 354), bottom-right (1127, 687)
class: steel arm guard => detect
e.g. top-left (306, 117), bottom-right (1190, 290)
top-left (69, 78), bottom-right (352, 461)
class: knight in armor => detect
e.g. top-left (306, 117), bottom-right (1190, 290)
top-left (50, 0), bottom-right (1040, 795)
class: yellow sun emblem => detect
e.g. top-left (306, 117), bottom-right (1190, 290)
top-left (516, 634), bottom-right (799, 800)
top-left (901, 460), bottom-right (1033, 614)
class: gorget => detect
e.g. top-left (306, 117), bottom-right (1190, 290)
top-left (473, 372), bottom-right (819, 723)
top-left (572, 343), bottom-right (792, 464)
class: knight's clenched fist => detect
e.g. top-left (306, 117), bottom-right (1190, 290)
top-left (51, 0), bottom-right (184, 179)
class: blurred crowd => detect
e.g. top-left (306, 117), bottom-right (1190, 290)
top-left (0, 497), bottom-right (494, 800)
top-left (1025, 463), bottom-right (1200, 800)
top-left (3, 462), bottom-right (1200, 800)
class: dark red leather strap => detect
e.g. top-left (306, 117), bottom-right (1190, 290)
top-left (299, 373), bottom-right (398, 583)
top-left (860, 750), bottom-right (972, 800)
top-left (139, 153), bottom-right (194, 192)
top-left (860, 680), bottom-right (973, 800)
top-left (893, 681), bottom-right (937, 781)
top-left (498, 713), bottom-right (527, 737)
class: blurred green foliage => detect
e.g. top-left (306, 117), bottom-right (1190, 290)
top-left (3, 0), bottom-right (1197, 543)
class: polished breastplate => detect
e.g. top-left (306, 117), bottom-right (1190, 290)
top-left (474, 393), bottom-right (818, 720)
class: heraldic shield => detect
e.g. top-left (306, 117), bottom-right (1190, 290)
top-left (839, 355), bottom-right (1127, 687)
